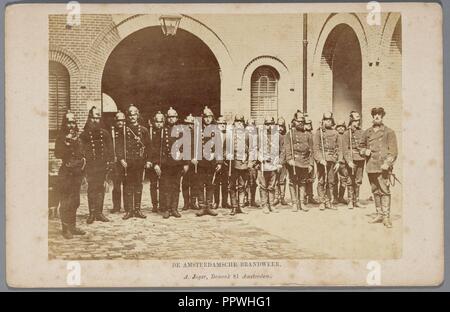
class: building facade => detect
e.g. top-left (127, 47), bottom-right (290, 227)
top-left (49, 13), bottom-right (402, 174)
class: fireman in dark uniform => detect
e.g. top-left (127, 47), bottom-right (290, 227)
top-left (120, 105), bottom-right (151, 220)
top-left (55, 111), bottom-right (86, 239)
top-left (313, 112), bottom-right (343, 211)
top-left (342, 111), bottom-right (366, 209)
top-left (258, 116), bottom-right (281, 214)
top-left (282, 111), bottom-right (314, 212)
top-left (360, 107), bottom-right (398, 228)
top-left (274, 117), bottom-right (288, 206)
top-left (228, 114), bottom-right (252, 215)
top-left (194, 106), bottom-right (221, 217)
top-left (303, 116), bottom-right (319, 204)
top-left (181, 113), bottom-right (198, 211)
top-left (110, 111), bottom-right (126, 213)
top-left (80, 106), bottom-right (113, 224)
top-left (148, 111), bottom-right (165, 213)
top-left (246, 119), bottom-right (259, 208)
top-left (152, 107), bottom-right (183, 219)
top-left (213, 116), bottom-right (230, 209)
top-left (333, 120), bottom-right (349, 205)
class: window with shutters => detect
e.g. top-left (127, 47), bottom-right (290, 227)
top-left (250, 66), bottom-right (279, 125)
top-left (49, 61), bottom-right (70, 140)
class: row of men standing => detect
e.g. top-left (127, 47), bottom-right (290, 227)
top-left (54, 104), bottom-right (398, 239)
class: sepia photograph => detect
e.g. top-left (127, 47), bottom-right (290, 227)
top-left (5, 2), bottom-right (443, 287)
top-left (47, 10), bottom-right (403, 261)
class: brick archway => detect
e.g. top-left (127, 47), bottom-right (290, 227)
top-left (82, 14), bottom-right (233, 106)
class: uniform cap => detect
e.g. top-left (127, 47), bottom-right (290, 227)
top-left (304, 117), bottom-right (312, 125)
top-left (371, 107), bottom-right (386, 117)
top-left (293, 111), bottom-right (305, 122)
top-left (277, 117), bottom-right (286, 127)
top-left (167, 107), bottom-right (178, 117)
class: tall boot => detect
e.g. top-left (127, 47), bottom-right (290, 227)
top-left (122, 190), bottom-right (134, 220)
top-left (268, 190), bottom-right (278, 213)
top-left (170, 191), bottom-right (182, 218)
top-left (111, 182), bottom-right (122, 213)
top-left (195, 186), bottom-right (208, 217)
top-left (369, 194), bottom-right (384, 223)
top-left (70, 223), bottom-right (86, 235)
top-left (354, 184), bottom-right (364, 207)
top-left (151, 182), bottom-right (159, 212)
top-left (280, 183), bottom-right (288, 205)
top-left (205, 189), bottom-right (218, 216)
top-left (95, 192), bottom-right (110, 222)
top-left (260, 187), bottom-right (270, 214)
top-left (221, 185), bottom-right (229, 208)
top-left (134, 189), bottom-right (147, 219)
top-left (86, 192), bottom-right (96, 224)
top-left (299, 185), bottom-right (308, 212)
top-left (230, 190), bottom-right (238, 216)
top-left (61, 222), bottom-right (73, 239)
top-left (332, 182), bottom-right (339, 205)
top-left (347, 185), bottom-right (355, 209)
top-left (289, 183), bottom-right (299, 212)
top-left (273, 183), bottom-right (281, 206)
top-left (338, 184), bottom-right (347, 204)
top-left (381, 195), bottom-right (392, 228)
top-left (250, 186), bottom-right (258, 207)
top-left (182, 187), bottom-right (190, 211)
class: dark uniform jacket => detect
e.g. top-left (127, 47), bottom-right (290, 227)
top-left (80, 127), bottom-right (113, 163)
top-left (342, 128), bottom-right (365, 163)
top-left (115, 123), bottom-right (150, 162)
top-left (360, 125), bottom-right (398, 173)
top-left (230, 127), bottom-right (255, 170)
top-left (55, 130), bottom-right (85, 171)
top-left (282, 129), bottom-right (314, 168)
top-left (313, 127), bottom-right (343, 163)
top-left (151, 124), bottom-right (183, 169)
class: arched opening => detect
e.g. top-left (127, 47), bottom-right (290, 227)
top-left (250, 65), bottom-right (280, 124)
top-left (321, 24), bottom-right (362, 122)
top-left (101, 26), bottom-right (221, 126)
top-left (49, 61), bottom-right (70, 139)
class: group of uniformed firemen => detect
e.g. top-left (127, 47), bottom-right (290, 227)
top-left (54, 104), bottom-right (398, 239)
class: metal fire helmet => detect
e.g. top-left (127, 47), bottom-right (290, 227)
top-left (115, 111), bottom-right (126, 121)
top-left (234, 114), bottom-right (245, 123)
top-left (167, 106), bottom-right (178, 117)
top-left (202, 106), bottom-right (214, 117)
top-left (127, 104), bottom-right (139, 115)
top-left (293, 110), bottom-right (305, 123)
top-left (277, 117), bottom-right (286, 127)
top-left (184, 113), bottom-right (195, 124)
top-left (322, 111), bottom-right (335, 126)
top-left (335, 120), bottom-right (347, 130)
top-left (65, 110), bottom-right (77, 123)
top-left (88, 106), bottom-right (101, 118)
top-left (154, 111), bottom-right (165, 122)
top-left (264, 116), bottom-right (275, 125)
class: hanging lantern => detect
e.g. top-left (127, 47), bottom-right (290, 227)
top-left (159, 15), bottom-right (182, 36)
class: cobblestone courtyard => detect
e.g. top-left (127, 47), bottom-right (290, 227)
top-left (49, 182), bottom-right (402, 260)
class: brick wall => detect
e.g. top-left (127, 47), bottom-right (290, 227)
top-left (48, 13), bottom-right (402, 176)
